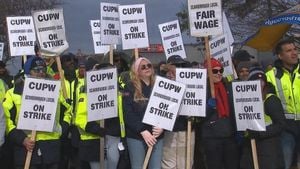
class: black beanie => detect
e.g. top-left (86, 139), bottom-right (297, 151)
top-left (248, 67), bottom-right (267, 83)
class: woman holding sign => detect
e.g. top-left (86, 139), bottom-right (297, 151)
top-left (123, 57), bottom-right (164, 169)
top-left (201, 58), bottom-right (239, 169)
top-left (240, 67), bottom-right (285, 169)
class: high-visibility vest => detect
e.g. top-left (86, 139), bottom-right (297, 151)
top-left (0, 79), bottom-right (7, 102)
top-left (3, 88), bottom-right (72, 141)
top-left (266, 65), bottom-right (300, 120)
top-left (264, 94), bottom-right (273, 126)
top-left (75, 88), bottom-right (125, 140)
top-left (75, 90), bottom-right (100, 140)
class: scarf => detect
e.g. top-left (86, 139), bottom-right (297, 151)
top-left (214, 82), bottom-right (229, 118)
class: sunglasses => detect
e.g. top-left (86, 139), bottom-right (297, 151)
top-left (212, 68), bottom-right (224, 74)
top-left (140, 63), bottom-right (152, 70)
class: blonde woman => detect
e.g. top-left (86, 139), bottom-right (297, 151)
top-left (123, 57), bottom-right (164, 169)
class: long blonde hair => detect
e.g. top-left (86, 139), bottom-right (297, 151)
top-left (131, 57), bottom-right (155, 102)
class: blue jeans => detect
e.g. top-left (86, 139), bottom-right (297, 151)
top-left (105, 135), bottom-right (120, 169)
top-left (127, 137), bottom-right (163, 169)
top-left (281, 131), bottom-right (296, 169)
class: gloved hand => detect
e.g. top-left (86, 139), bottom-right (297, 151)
top-left (207, 98), bottom-right (216, 109)
top-left (85, 122), bottom-right (106, 137)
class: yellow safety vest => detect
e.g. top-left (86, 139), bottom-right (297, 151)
top-left (264, 94), bottom-right (273, 126)
top-left (266, 65), bottom-right (300, 120)
top-left (3, 88), bottom-right (72, 141)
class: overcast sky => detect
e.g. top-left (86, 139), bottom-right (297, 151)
top-left (62, 0), bottom-right (196, 53)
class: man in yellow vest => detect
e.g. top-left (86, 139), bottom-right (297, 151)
top-left (3, 56), bottom-right (72, 169)
top-left (266, 38), bottom-right (300, 169)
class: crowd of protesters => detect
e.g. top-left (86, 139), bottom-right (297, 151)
top-left (0, 38), bottom-right (298, 169)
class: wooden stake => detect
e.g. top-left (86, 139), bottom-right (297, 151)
top-left (134, 48), bottom-right (139, 60)
top-left (100, 120), bottom-right (105, 169)
top-left (55, 56), bottom-right (67, 99)
top-left (142, 146), bottom-right (153, 169)
top-left (204, 37), bottom-right (215, 98)
top-left (24, 130), bottom-right (36, 169)
top-left (251, 139), bottom-right (260, 169)
top-left (109, 45), bottom-right (114, 64)
top-left (186, 120), bottom-right (192, 169)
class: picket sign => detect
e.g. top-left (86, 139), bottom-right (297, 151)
top-left (6, 16), bottom-right (36, 56)
top-left (158, 20), bottom-right (186, 59)
top-left (119, 4), bottom-right (149, 50)
top-left (100, 2), bottom-right (121, 45)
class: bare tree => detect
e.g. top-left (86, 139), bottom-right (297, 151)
top-left (177, 0), bottom-right (300, 45)
top-left (0, 0), bottom-right (62, 61)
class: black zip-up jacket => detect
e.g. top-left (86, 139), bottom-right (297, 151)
top-left (123, 81), bottom-right (163, 140)
top-left (201, 80), bottom-right (236, 138)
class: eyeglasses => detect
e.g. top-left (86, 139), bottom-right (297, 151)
top-left (140, 63), bottom-right (152, 70)
top-left (212, 68), bottom-right (224, 74)
top-left (31, 66), bottom-right (46, 74)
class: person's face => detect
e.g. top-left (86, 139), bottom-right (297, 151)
top-left (138, 60), bottom-right (153, 78)
top-left (166, 65), bottom-right (176, 80)
top-left (78, 66), bottom-right (86, 78)
top-left (0, 67), bottom-right (6, 76)
top-left (63, 57), bottom-right (75, 71)
top-left (159, 64), bottom-right (166, 71)
top-left (260, 79), bottom-right (266, 89)
top-left (212, 66), bottom-right (223, 83)
top-left (279, 43), bottom-right (298, 66)
top-left (238, 68), bottom-right (249, 81)
top-left (114, 56), bottom-right (121, 69)
top-left (30, 66), bottom-right (46, 78)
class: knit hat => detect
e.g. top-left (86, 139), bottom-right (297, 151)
top-left (94, 63), bottom-right (113, 70)
top-left (233, 50), bottom-right (255, 61)
top-left (248, 67), bottom-right (267, 82)
top-left (167, 55), bottom-right (187, 65)
top-left (24, 56), bottom-right (46, 75)
top-left (204, 58), bottom-right (223, 69)
top-left (60, 53), bottom-right (76, 64)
